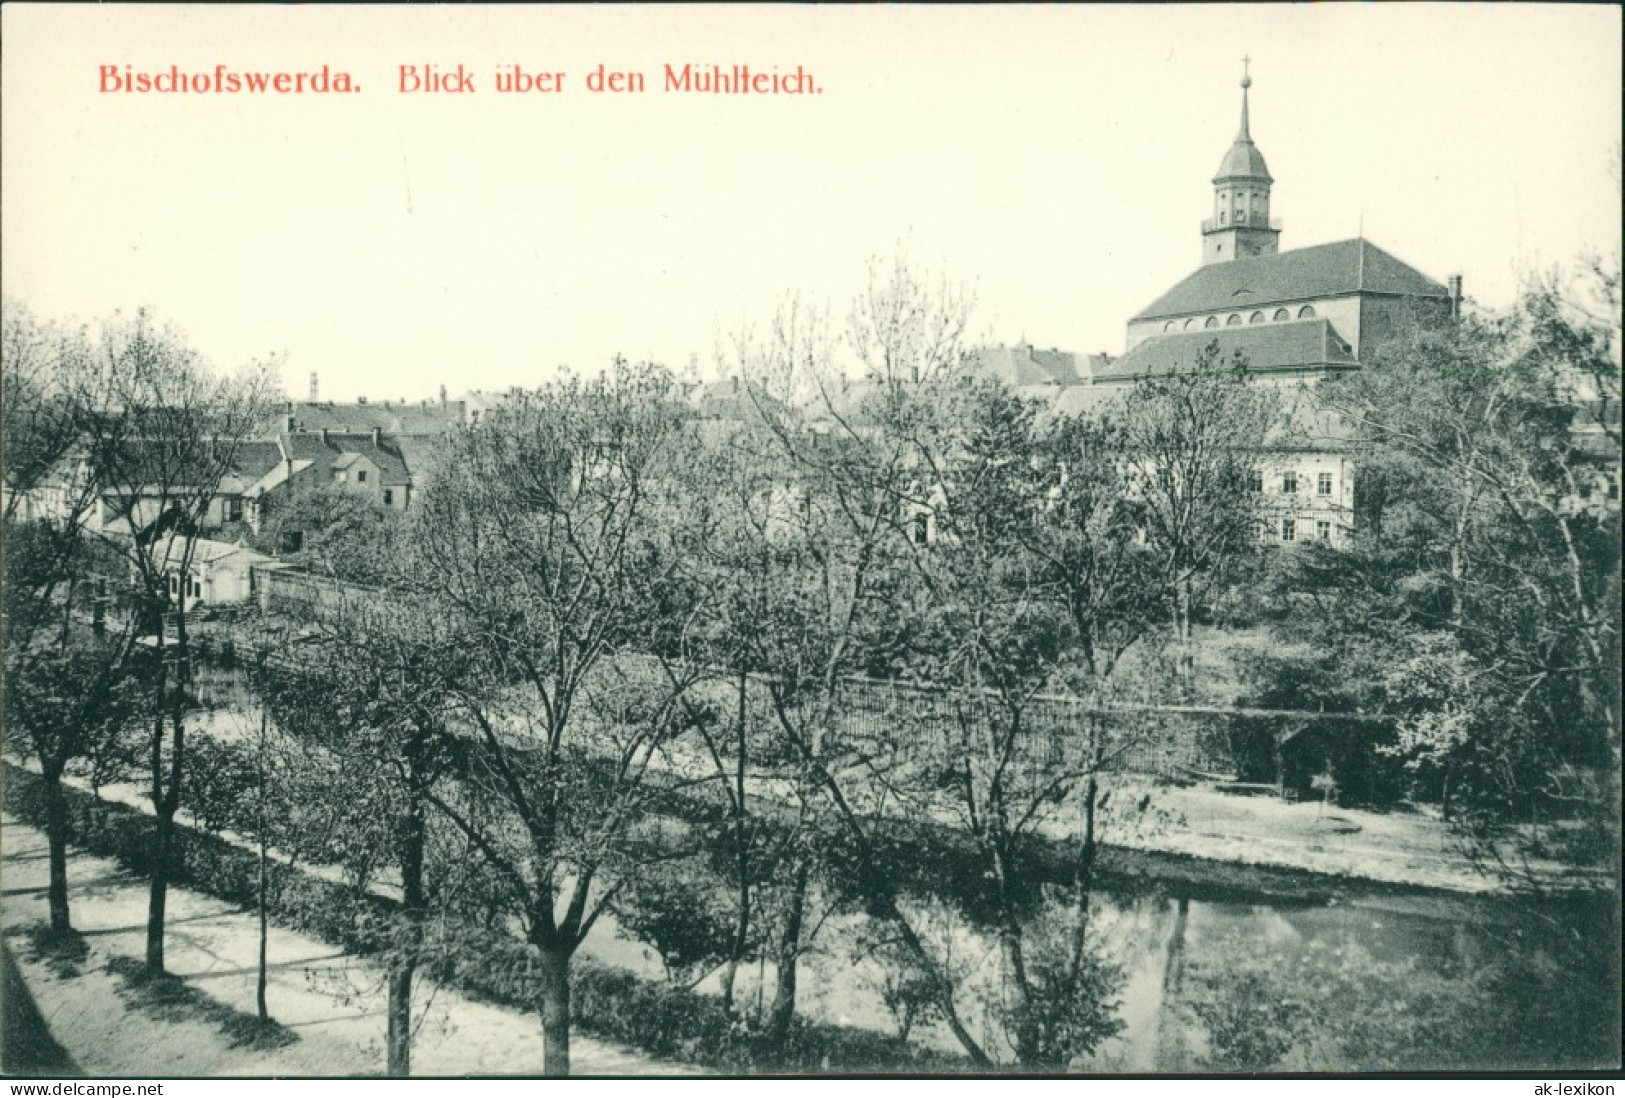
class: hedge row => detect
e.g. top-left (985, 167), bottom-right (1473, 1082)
top-left (1, 762), bottom-right (964, 1074)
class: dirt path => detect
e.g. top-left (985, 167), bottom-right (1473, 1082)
top-left (0, 816), bottom-right (699, 1077)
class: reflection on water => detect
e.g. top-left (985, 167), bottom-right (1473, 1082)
top-left (586, 871), bottom-right (1608, 1071)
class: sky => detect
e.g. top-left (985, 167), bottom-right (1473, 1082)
top-left (2, 4), bottom-right (1620, 403)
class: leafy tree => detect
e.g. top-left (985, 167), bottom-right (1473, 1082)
top-left (1250, 260), bottom-right (1620, 1050)
top-left (1281, 262), bottom-right (1619, 850)
top-left (250, 480), bottom-right (398, 585)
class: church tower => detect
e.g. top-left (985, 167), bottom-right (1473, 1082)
top-left (1201, 61), bottom-right (1280, 266)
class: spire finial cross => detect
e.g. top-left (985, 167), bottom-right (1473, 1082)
top-left (1241, 55), bottom-right (1252, 88)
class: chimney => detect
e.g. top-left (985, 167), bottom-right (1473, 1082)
top-left (1447, 274), bottom-right (1463, 321)
top-left (371, 427), bottom-right (381, 447)
top-left (358, 395), bottom-right (367, 405)
top-left (308, 372), bottom-right (319, 402)
top-left (439, 384), bottom-right (448, 410)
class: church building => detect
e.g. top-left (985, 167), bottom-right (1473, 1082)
top-left (1091, 64), bottom-right (1463, 545)
top-left (1100, 64), bottom-right (1459, 387)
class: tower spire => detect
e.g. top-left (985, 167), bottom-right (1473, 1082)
top-left (1202, 58), bottom-right (1279, 265)
top-left (1238, 56), bottom-right (1252, 141)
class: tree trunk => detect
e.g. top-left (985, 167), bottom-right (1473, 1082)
top-left (256, 694), bottom-right (270, 1023)
top-left (145, 807), bottom-right (172, 974)
top-left (721, 668), bottom-right (752, 1018)
top-left (721, 881), bottom-right (750, 1017)
top-left (765, 857), bottom-right (809, 1059)
top-left (385, 962), bottom-right (416, 1074)
top-left (535, 944), bottom-right (572, 1077)
top-left (256, 831), bottom-right (269, 1022)
top-left (42, 771), bottom-right (72, 936)
top-left (147, 612), bottom-right (187, 976)
top-left (386, 797), bottom-right (427, 1077)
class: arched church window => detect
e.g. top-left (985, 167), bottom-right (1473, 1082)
top-left (1298, 305), bottom-right (1317, 319)
top-left (1183, 318), bottom-right (1197, 331)
top-left (1204, 316), bottom-right (1220, 329)
top-left (1273, 308), bottom-right (1290, 321)
top-left (1226, 314), bottom-right (1243, 326)
top-left (1249, 311), bottom-right (1266, 324)
top-left (1219, 211), bottom-right (1227, 225)
top-left (1164, 321), bottom-right (1176, 333)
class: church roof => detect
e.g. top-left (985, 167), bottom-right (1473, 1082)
top-left (1215, 139), bottom-right (1271, 183)
top-left (1132, 238), bottom-right (1450, 320)
top-left (1094, 319), bottom-right (1358, 384)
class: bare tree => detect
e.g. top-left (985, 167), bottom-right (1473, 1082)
top-left (75, 308), bottom-right (279, 974)
top-left (2, 301), bottom-right (141, 938)
top-left (716, 259), bottom-right (1009, 1063)
top-left (858, 377), bottom-right (1163, 1067)
top-left (408, 360), bottom-right (709, 1076)
top-left (257, 585), bottom-right (473, 1076)
top-left (1117, 347), bottom-right (1279, 665)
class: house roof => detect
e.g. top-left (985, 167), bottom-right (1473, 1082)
top-left (1094, 320), bottom-right (1359, 384)
top-left (230, 441), bottom-right (287, 483)
top-left (1044, 386), bottom-right (1129, 421)
top-left (243, 457), bottom-right (314, 499)
top-left (282, 400), bottom-right (464, 436)
top-left (90, 437), bottom-right (286, 493)
top-left (1132, 239), bottom-right (1449, 321)
top-left (279, 433), bottom-right (413, 487)
top-left (965, 344), bottom-right (1097, 388)
top-left (1040, 363), bottom-right (1355, 451)
top-left (158, 536), bottom-right (270, 570)
top-left (688, 377), bottom-right (790, 423)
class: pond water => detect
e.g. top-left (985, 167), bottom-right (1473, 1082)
top-left (582, 859), bottom-right (1612, 1071)
top-left (183, 682), bottom-right (1613, 1071)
